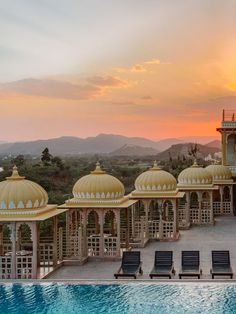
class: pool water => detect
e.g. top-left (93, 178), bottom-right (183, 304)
top-left (1, 283), bottom-right (236, 314)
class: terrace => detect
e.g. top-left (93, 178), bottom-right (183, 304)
top-left (48, 216), bottom-right (236, 280)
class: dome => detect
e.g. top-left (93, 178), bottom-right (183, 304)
top-left (178, 160), bottom-right (212, 185)
top-left (73, 162), bottom-right (125, 200)
top-left (0, 166), bottom-right (48, 210)
top-left (135, 161), bottom-right (177, 191)
top-left (206, 164), bottom-right (232, 181)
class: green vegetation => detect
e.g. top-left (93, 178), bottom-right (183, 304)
top-left (0, 147), bottom-right (211, 205)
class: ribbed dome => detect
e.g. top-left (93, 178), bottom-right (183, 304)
top-left (0, 166), bottom-right (48, 210)
top-left (178, 160), bottom-right (212, 185)
top-left (73, 162), bottom-right (125, 200)
top-left (135, 161), bottom-right (177, 191)
top-left (206, 164), bottom-right (232, 181)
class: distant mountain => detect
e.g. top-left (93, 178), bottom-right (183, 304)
top-left (178, 136), bottom-right (219, 145)
top-left (156, 143), bottom-right (221, 161)
top-left (0, 134), bottom-right (160, 156)
top-left (155, 138), bottom-right (183, 151)
top-left (110, 144), bottom-right (159, 156)
top-left (205, 140), bottom-right (221, 149)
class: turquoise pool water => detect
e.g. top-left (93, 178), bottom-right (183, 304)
top-left (1, 283), bottom-right (236, 314)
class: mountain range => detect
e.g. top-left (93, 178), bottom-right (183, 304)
top-left (0, 134), bottom-right (221, 156)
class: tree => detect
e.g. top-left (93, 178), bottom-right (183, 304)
top-left (51, 156), bottom-right (64, 170)
top-left (188, 144), bottom-right (199, 159)
top-left (41, 148), bottom-right (52, 165)
top-left (13, 154), bottom-right (25, 167)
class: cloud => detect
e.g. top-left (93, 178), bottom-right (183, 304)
top-left (87, 75), bottom-right (129, 87)
top-left (0, 75), bottom-right (130, 100)
top-left (144, 58), bottom-right (161, 65)
top-left (140, 95), bottom-right (152, 100)
top-left (131, 64), bottom-right (146, 72)
top-left (114, 58), bottom-right (162, 73)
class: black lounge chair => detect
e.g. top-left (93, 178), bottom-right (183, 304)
top-left (149, 251), bottom-right (175, 279)
top-left (179, 251), bottom-right (202, 279)
top-left (114, 251), bottom-right (143, 279)
top-left (211, 250), bottom-right (233, 279)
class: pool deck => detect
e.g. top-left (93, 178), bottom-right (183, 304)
top-left (47, 216), bottom-right (236, 281)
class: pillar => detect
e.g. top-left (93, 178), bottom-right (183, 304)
top-left (144, 200), bottom-right (150, 239)
top-left (99, 210), bottom-right (104, 258)
top-left (186, 192), bottom-right (190, 225)
top-left (53, 216), bottom-right (58, 267)
top-left (116, 209), bottom-right (121, 257)
top-left (158, 201), bottom-right (163, 240)
top-left (222, 131), bottom-right (227, 165)
top-left (230, 185), bottom-right (233, 215)
top-left (220, 186), bottom-right (224, 215)
top-left (173, 199), bottom-right (178, 238)
top-left (210, 191), bottom-right (214, 224)
top-left (198, 192), bottom-right (202, 224)
top-left (31, 222), bottom-right (38, 279)
top-left (0, 224), bottom-right (3, 256)
top-left (10, 222), bottom-right (16, 279)
top-left (126, 207), bottom-right (130, 249)
top-left (81, 210), bottom-right (88, 259)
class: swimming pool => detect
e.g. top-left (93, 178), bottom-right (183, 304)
top-left (1, 282), bottom-right (236, 314)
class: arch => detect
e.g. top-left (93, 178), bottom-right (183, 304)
top-left (190, 192), bottom-right (199, 208)
top-left (87, 210), bottom-right (100, 235)
top-left (223, 186), bottom-right (231, 201)
top-left (149, 200), bottom-right (160, 220)
top-left (162, 200), bottom-right (174, 221)
top-left (104, 210), bottom-right (116, 236)
top-left (227, 133), bottom-right (236, 165)
top-left (213, 189), bottom-right (221, 202)
top-left (17, 223), bottom-right (33, 252)
top-left (202, 191), bottom-right (210, 202)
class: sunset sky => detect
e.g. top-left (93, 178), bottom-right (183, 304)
top-left (1, 0), bottom-right (236, 142)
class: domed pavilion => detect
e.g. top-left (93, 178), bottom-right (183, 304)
top-left (130, 161), bottom-right (185, 245)
top-left (0, 166), bottom-right (66, 279)
top-left (59, 162), bottom-right (137, 261)
top-left (177, 160), bottom-right (218, 227)
top-left (206, 163), bottom-right (233, 216)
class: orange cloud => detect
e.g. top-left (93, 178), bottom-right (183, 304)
top-left (0, 75), bottom-right (130, 100)
top-left (144, 58), bottom-right (161, 65)
top-left (114, 58), bottom-right (161, 73)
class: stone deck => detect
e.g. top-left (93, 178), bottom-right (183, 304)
top-left (48, 216), bottom-right (236, 280)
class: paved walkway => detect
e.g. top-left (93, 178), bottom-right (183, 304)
top-left (48, 216), bottom-right (236, 280)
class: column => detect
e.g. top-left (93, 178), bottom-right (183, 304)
top-left (126, 207), bottom-right (130, 249)
top-left (131, 205), bottom-right (135, 239)
top-left (158, 201), bottom-right (163, 240)
top-left (53, 216), bottom-right (58, 267)
top-left (81, 210), bottom-right (88, 259)
top-left (99, 210), bottom-right (104, 258)
top-left (186, 192), bottom-right (190, 226)
top-left (198, 192), bottom-right (202, 224)
top-left (31, 222), bottom-right (38, 279)
top-left (220, 186), bottom-right (224, 215)
top-left (222, 132), bottom-right (227, 165)
top-left (210, 191), bottom-right (214, 224)
top-left (116, 209), bottom-right (121, 257)
top-left (0, 224), bottom-right (3, 256)
top-left (144, 200), bottom-right (150, 239)
top-left (230, 185), bottom-right (233, 215)
top-left (10, 222), bottom-right (16, 279)
top-left (173, 199), bottom-right (178, 238)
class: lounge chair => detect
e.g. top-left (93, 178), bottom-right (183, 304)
top-left (114, 251), bottom-right (143, 279)
top-left (149, 251), bottom-right (175, 279)
top-left (179, 251), bottom-right (202, 279)
top-left (210, 250), bottom-right (233, 279)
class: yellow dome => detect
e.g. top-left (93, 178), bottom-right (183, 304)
top-left (135, 161), bottom-right (177, 191)
top-left (178, 161), bottom-right (212, 185)
top-left (0, 166), bottom-right (48, 210)
top-left (73, 162), bottom-right (125, 200)
top-left (206, 164), bottom-right (232, 181)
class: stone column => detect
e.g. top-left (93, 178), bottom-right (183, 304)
top-left (53, 216), bottom-right (58, 267)
top-left (0, 224), bottom-right (3, 256)
top-left (31, 222), bottom-right (38, 279)
top-left (222, 132), bottom-right (227, 165)
top-left (198, 192), bottom-right (202, 224)
top-left (173, 199), bottom-right (178, 238)
top-left (126, 207), bottom-right (130, 249)
top-left (81, 210), bottom-right (88, 259)
top-left (210, 191), bottom-right (214, 224)
top-left (220, 186), bottom-right (224, 215)
top-left (158, 201), bottom-right (164, 240)
top-left (10, 222), bottom-right (16, 279)
top-left (99, 210), bottom-right (104, 258)
top-left (144, 200), bottom-right (150, 239)
top-left (115, 209), bottom-right (121, 257)
top-left (230, 185), bottom-right (233, 215)
top-left (186, 192), bottom-right (190, 226)
top-left (131, 205), bottom-right (135, 239)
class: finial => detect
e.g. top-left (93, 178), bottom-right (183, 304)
top-left (6, 165), bottom-right (25, 180)
top-left (191, 159), bottom-right (199, 168)
top-left (91, 161), bottom-right (105, 174)
top-left (151, 160), bottom-right (161, 170)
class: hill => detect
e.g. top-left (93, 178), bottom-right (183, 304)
top-left (205, 140), bottom-right (221, 149)
top-left (156, 143), bottom-right (221, 161)
top-left (0, 134), bottom-right (160, 156)
top-left (110, 144), bottom-right (159, 156)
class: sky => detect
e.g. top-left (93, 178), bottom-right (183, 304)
top-left (1, 0), bottom-right (236, 142)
